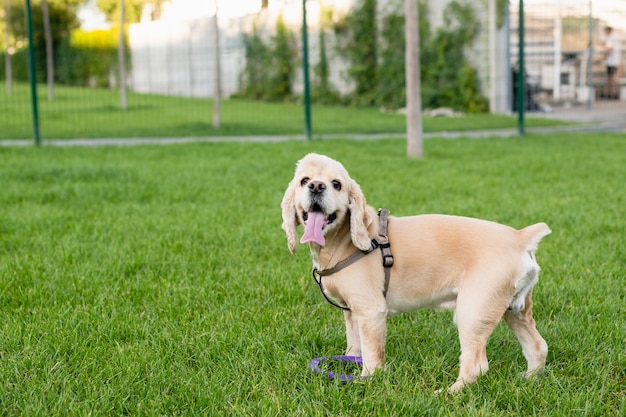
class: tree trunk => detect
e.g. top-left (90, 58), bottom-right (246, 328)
top-left (213, 5), bottom-right (222, 128)
top-left (118, 0), bottom-right (128, 110)
top-left (405, 0), bottom-right (422, 158)
top-left (41, 0), bottom-right (54, 100)
top-left (4, 0), bottom-right (12, 94)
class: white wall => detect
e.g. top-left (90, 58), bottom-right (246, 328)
top-left (129, 16), bottom-right (245, 97)
top-left (128, 0), bottom-right (509, 112)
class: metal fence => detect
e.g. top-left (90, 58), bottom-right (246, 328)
top-left (509, 0), bottom-right (626, 129)
top-left (2, 0), bottom-right (625, 143)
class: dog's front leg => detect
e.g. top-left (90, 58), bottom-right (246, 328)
top-left (344, 310), bottom-right (362, 357)
top-left (354, 307), bottom-right (387, 377)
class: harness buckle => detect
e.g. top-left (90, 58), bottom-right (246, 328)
top-left (382, 254), bottom-right (394, 268)
top-left (377, 240), bottom-right (393, 267)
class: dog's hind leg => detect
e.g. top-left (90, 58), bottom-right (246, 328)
top-left (448, 285), bottom-right (510, 393)
top-left (504, 288), bottom-right (548, 377)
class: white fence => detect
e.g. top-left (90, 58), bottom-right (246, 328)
top-left (128, 16), bottom-right (246, 97)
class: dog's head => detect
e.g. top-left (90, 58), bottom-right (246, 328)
top-left (281, 153), bottom-right (373, 254)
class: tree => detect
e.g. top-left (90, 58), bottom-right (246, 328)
top-left (5, 0), bottom-right (81, 83)
top-left (405, 0), bottom-right (422, 158)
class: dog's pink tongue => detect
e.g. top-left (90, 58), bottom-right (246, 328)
top-left (301, 211), bottom-right (326, 246)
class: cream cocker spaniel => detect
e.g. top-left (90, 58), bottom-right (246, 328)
top-left (281, 153), bottom-right (551, 392)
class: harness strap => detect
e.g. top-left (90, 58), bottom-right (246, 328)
top-left (377, 208), bottom-right (394, 296)
top-left (312, 267), bottom-right (351, 311)
top-left (312, 208), bottom-right (394, 311)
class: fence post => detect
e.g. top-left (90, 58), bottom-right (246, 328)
top-left (302, 0), bottom-right (312, 140)
top-left (25, 0), bottom-right (40, 145)
top-left (4, 0), bottom-right (12, 95)
top-left (517, 0), bottom-right (525, 136)
top-left (586, 0), bottom-right (593, 110)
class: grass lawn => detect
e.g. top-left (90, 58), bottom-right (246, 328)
top-left (0, 133), bottom-right (624, 415)
top-left (0, 84), bottom-right (567, 140)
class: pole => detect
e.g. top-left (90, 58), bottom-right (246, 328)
top-left (25, 0), bottom-right (40, 145)
top-left (5, 0), bottom-right (12, 95)
top-left (406, 0), bottom-right (422, 158)
top-left (553, 12), bottom-right (561, 102)
top-left (302, 0), bottom-right (312, 140)
top-left (118, 0), bottom-right (128, 110)
top-left (42, 0), bottom-right (54, 101)
top-left (488, 0), bottom-right (496, 113)
top-left (586, 0), bottom-right (593, 110)
top-left (213, 2), bottom-right (221, 128)
top-left (517, 0), bottom-right (525, 136)
top-left (504, 0), bottom-right (512, 112)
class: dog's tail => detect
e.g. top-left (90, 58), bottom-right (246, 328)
top-left (519, 222), bottom-right (551, 252)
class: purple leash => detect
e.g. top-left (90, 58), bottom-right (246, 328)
top-left (309, 355), bottom-right (363, 383)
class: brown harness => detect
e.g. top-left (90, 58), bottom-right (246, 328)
top-left (311, 209), bottom-right (394, 311)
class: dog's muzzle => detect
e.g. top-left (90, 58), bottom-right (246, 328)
top-left (307, 180), bottom-right (326, 194)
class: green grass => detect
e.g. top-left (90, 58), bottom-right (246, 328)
top-left (0, 133), bottom-right (624, 415)
top-left (0, 84), bottom-right (567, 140)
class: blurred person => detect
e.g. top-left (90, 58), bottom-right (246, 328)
top-left (601, 26), bottom-right (621, 99)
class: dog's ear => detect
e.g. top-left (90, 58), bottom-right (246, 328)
top-left (281, 179), bottom-right (299, 254)
top-left (349, 179), bottom-right (373, 251)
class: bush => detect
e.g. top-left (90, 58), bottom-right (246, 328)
top-left (377, 0), bottom-right (487, 112)
top-left (239, 14), bottom-right (296, 102)
top-left (240, 27), bottom-right (271, 100)
top-left (311, 6), bottom-right (342, 105)
top-left (0, 49), bottom-right (30, 82)
top-left (1, 27), bottom-right (125, 88)
top-left (424, 1), bottom-right (488, 112)
top-left (334, 0), bottom-right (378, 106)
top-left (378, 11), bottom-right (406, 109)
top-left (2, 0), bottom-right (79, 83)
top-left (266, 15), bottom-right (294, 101)
top-left (56, 28), bottom-right (122, 87)
top-left (238, 0), bottom-right (489, 112)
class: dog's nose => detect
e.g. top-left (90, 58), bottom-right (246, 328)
top-left (308, 180), bottom-right (326, 194)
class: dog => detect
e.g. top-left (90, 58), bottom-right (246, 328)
top-left (281, 153), bottom-right (551, 392)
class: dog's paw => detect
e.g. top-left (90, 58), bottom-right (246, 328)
top-left (507, 299), bottom-right (525, 312)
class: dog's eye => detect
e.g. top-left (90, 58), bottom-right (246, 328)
top-left (332, 180), bottom-right (342, 190)
top-left (300, 177), bottom-right (310, 186)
